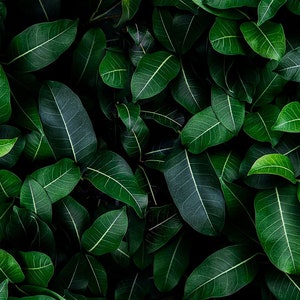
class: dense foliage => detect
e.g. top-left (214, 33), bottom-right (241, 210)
top-left (1, 0), bottom-right (300, 299)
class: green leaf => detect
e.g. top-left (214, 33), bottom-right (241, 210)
top-left (84, 150), bottom-right (148, 218)
top-left (0, 249), bottom-right (25, 283)
top-left (99, 50), bottom-right (130, 89)
top-left (0, 65), bottom-right (11, 124)
top-left (117, 103), bottom-right (140, 130)
top-left (116, 0), bottom-right (141, 26)
top-left (39, 80), bottom-right (97, 163)
top-left (131, 51), bottom-right (180, 101)
top-left (19, 251), bottom-right (54, 287)
top-left (0, 170), bottom-right (22, 200)
top-left (85, 254), bottom-right (108, 296)
top-left (275, 47), bottom-right (300, 81)
top-left (240, 21), bottom-right (286, 60)
top-left (164, 149), bottom-right (225, 236)
top-left (211, 84), bottom-right (245, 134)
top-left (154, 235), bottom-right (190, 292)
top-left (286, 0), bottom-right (300, 14)
top-left (53, 196), bottom-right (90, 248)
top-left (204, 0), bottom-right (259, 8)
top-left (72, 28), bottom-right (106, 88)
top-left (30, 158), bottom-right (81, 203)
top-left (248, 153), bottom-right (296, 184)
top-left (181, 106), bottom-right (235, 154)
top-left (0, 279), bottom-right (8, 300)
top-left (272, 101), bottom-right (300, 132)
top-left (257, 0), bottom-right (287, 26)
top-left (171, 61), bottom-right (210, 114)
top-left (0, 137), bottom-right (18, 158)
top-left (183, 245), bottom-right (259, 300)
top-left (209, 17), bottom-right (246, 55)
top-left (81, 207), bottom-right (128, 256)
top-left (7, 19), bottom-right (78, 72)
top-left (255, 185), bottom-right (300, 274)
top-left (243, 105), bottom-right (282, 146)
top-left (20, 176), bottom-right (52, 223)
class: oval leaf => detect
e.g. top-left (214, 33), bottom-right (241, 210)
top-left (7, 19), bottom-right (78, 72)
top-left (255, 185), bottom-right (300, 274)
top-left (39, 81), bottom-right (97, 163)
top-left (81, 207), bottom-right (128, 256)
top-left (131, 51), bottom-right (180, 101)
top-left (183, 245), bottom-right (258, 300)
top-left (0, 137), bottom-right (18, 158)
top-left (257, 0), bottom-right (287, 26)
top-left (0, 170), bottom-right (22, 200)
top-left (0, 65), bottom-right (11, 124)
top-left (248, 153), bottom-right (296, 183)
top-left (240, 21), bottom-right (286, 60)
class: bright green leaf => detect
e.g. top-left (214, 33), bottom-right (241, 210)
top-left (0, 137), bottom-right (18, 158)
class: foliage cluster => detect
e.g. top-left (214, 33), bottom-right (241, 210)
top-left (1, 0), bottom-right (300, 299)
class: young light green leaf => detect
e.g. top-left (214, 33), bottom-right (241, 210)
top-left (257, 0), bottom-right (287, 26)
top-left (211, 84), bottom-right (245, 134)
top-left (72, 28), bottom-right (106, 88)
top-left (7, 19), bottom-right (78, 72)
top-left (131, 51), bottom-right (180, 101)
top-left (0, 249), bottom-right (25, 283)
top-left (0, 170), bottom-right (22, 200)
top-left (255, 185), bottom-right (300, 274)
top-left (81, 207), bottom-right (128, 256)
top-left (0, 137), bottom-right (18, 158)
top-left (154, 235), bottom-right (190, 292)
top-left (272, 101), bottom-right (300, 132)
top-left (30, 158), bottom-right (81, 203)
top-left (99, 50), bottom-right (130, 89)
top-left (164, 149), bottom-right (225, 236)
top-left (84, 150), bottom-right (148, 218)
top-left (116, 0), bottom-right (141, 26)
top-left (209, 17), bottom-right (246, 55)
top-left (39, 81), bottom-right (97, 163)
top-left (243, 105), bottom-right (282, 146)
top-left (20, 176), bottom-right (52, 223)
top-left (183, 245), bottom-right (259, 300)
top-left (248, 153), bottom-right (296, 183)
top-left (19, 251), bottom-right (54, 287)
top-left (0, 65), bottom-right (11, 124)
top-left (204, 0), bottom-right (259, 8)
top-left (181, 106), bottom-right (235, 154)
top-left (240, 21), bottom-right (286, 60)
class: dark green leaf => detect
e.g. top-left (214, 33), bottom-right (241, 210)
top-left (0, 170), bottom-right (21, 200)
top-left (0, 65), bottom-right (11, 124)
top-left (286, 0), bottom-right (300, 14)
top-left (257, 0), bottom-right (287, 26)
top-left (204, 0), bottom-right (259, 8)
top-left (0, 279), bottom-right (8, 300)
top-left (184, 245), bottom-right (259, 300)
top-left (255, 185), bottom-right (300, 274)
top-left (39, 81), bottom-right (97, 163)
top-left (131, 51), bottom-right (180, 101)
top-left (81, 207), bottom-right (128, 256)
top-left (164, 149), bottom-right (225, 236)
top-left (84, 150), bottom-right (148, 218)
top-left (7, 19), bottom-right (78, 72)
top-left (117, 103), bottom-right (140, 130)
top-left (240, 21), bottom-right (286, 60)
top-left (116, 0), bottom-right (141, 26)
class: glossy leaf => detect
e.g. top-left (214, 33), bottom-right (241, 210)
top-left (0, 65), bottom-right (11, 124)
top-left (243, 105), bottom-right (282, 146)
top-left (248, 153), bottom-right (296, 184)
top-left (0, 249), bottom-right (25, 283)
top-left (183, 245), bottom-right (259, 300)
top-left (81, 207), bottom-right (128, 256)
top-left (257, 0), bottom-right (287, 26)
top-left (204, 0), bottom-right (259, 8)
top-left (0, 137), bottom-right (18, 158)
top-left (181, 106), bottom-right (235, 154)
top-left (20, 176), bottom-right (52, 223)
top-left (84, 150), bottom-right (148, 218)
top-left (72, 28), bottom-right (106, 88)
top-left (211, 84), bottom-right (245, 134)
top-left (99, 50), bottom-right (130, 89)
top-left (255, 185), bottom-right (300, 274)
top-left (131, 51), bottom-right (180, 101)
top-left (0, 279), bottom-right (8, 300)
top-left (154, 235), bottom-right (190, 292)
top-left (240, 21), bottom-right (286, 60)
top-left (19, 251), bottom-right (54, 287)
top-left (272, 101), bottom-right (300, 132)
top-left (209, 18), bottom-right (246, 55)
top-left (39, 81), bottom-right (97, 163)
top-left (7, 19), bottom-right (78, 72)
top-left (30, 158), bottom-right (81, 203)
top-left (117, 103), bottom-right (140, 130)
top-left (117, 0), bottom-right (141, 26)
top-left (0, 170), bottom-right (21, 200)
top-left (164, 149), bottom-right (225, 236)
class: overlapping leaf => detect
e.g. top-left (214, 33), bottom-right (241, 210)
top-left (0, 65), bottom-right (11, 124)
top-left (257, 0), bottom-right (287, 26)
top-left (203, 0), bottom-right (259, 8)
top-left (0, 170), bottom-right (21, 200)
